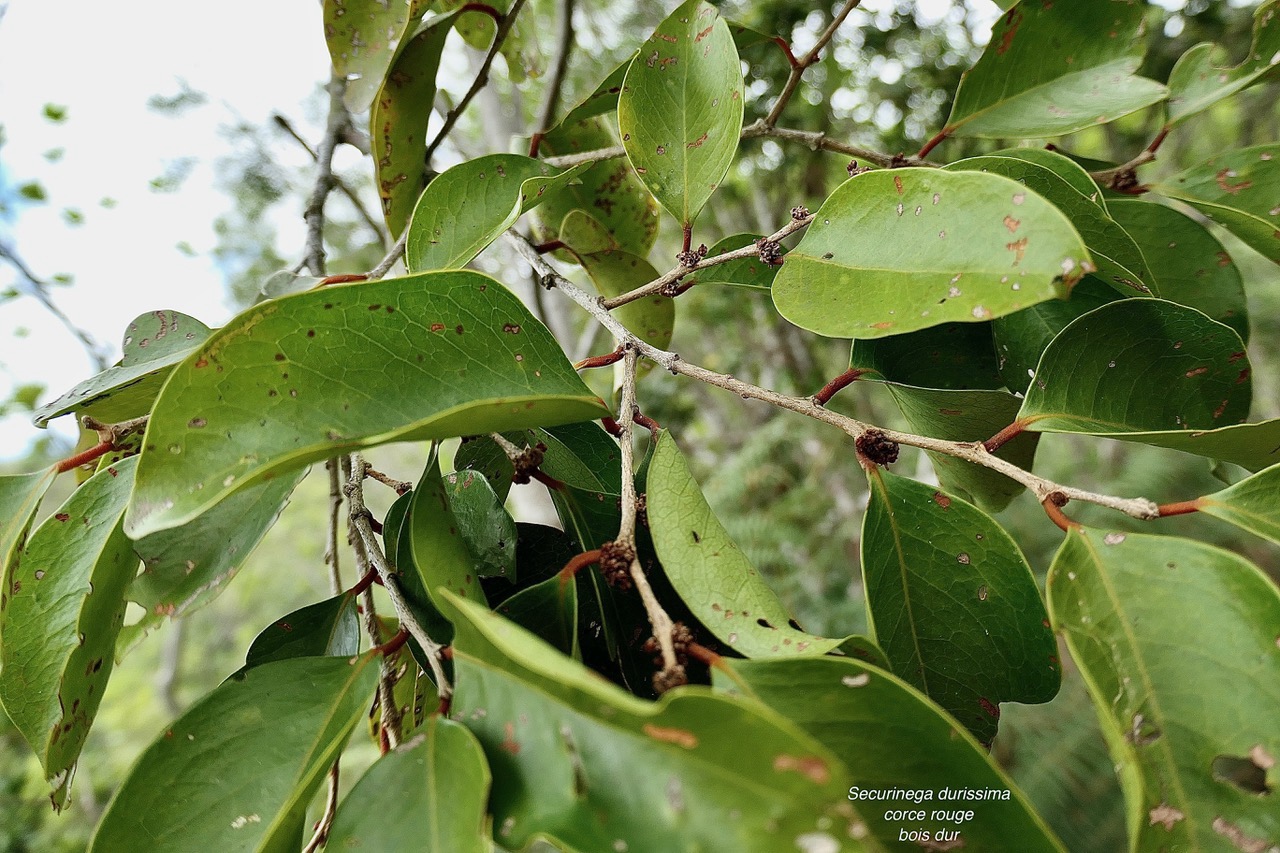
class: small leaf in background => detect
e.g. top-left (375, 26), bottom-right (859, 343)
top-left (944, 152), bottom-right (1151, 295)
top-left (328, 717), bottom-right (492, 853)
top-left (406, 153), bottom-right (588, 271)
top-left (324, 0), bottom-right (429, 112)
top-left (0, 469), bottom-right (55, 586)
top-left (120, 468), bottom-right (306, 653)
top-left (941, 0), bottom-right (1166, 139)
top-left (371, 11), bottom-right (456, 237)
top-left (647, 431), bottom-right (872, 659)
top-left (1107, 200), bottom-right (1249, 340)
top-left (445, 468), bottom-right (517, 580)
top-left (861, 470), bottom-right (1060, 744)
top-left (1155, 144), bottom-right (1280, 264)
top-left (555, 209), bottom-right (620, 255)
top-left (992, 277), bottom-right (1118, 394)
top-left (1018, 298), bottom-right (1252, 435)
top-left (574, 249), bottom-right (675, 359)
top-left (1166, 0), bottom-right (1280, 125)
top-left (1197, 462), bottom-right (1280, 544)
top-left (125, 271), bottom-right (607, 537)
top-left (618, 0), bottom-right (744, 228)
top-left (716, 657), bottom-right (1066, 852)
top-left (33, 310), bottom-right (212, 427)
top-left (89, 655), bottom-right (378, 852)
top-left (690, 233), bottom-right (783, 290)
top-left (242, 591), bottom-right (361, 669)
top-left (1047, 529), bottom-right (1280, 853)
top-left (0, 458), bottom-right (139, 809)
top-left (441, 592), bottom-right (865, 853)
top-left (773, 169), bottom-right (1091, 339)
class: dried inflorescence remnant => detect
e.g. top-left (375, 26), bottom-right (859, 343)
top-left (598, 539), bottom-right (636, 590)
top-left (856, 429), bottom-right (899, 466)
top-left (511, 442), bottom-right (547, 484)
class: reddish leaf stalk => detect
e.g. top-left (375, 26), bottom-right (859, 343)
top-left (916, 127), bottom-right (951, 159)
top-left (771, 35), bottom-right (801, 68)
top-left (530, 469), bottom-right (565, 491)
top-left (558, 548), bottom-right (603, 585)
top-left (1156, 498), bottom-right (1202, 517)
top-left (318, 273), bottom-right (368, 286)
top-left (532, 239), bottom-right (566, 254)
top-left (459, 2), bottom-right (502, 23)
top-left (983, 420), bottom-right (1028, 454)
top-left (632, 410), bottom-right (661, 439)
top-left (1041, 496), bottom-right (1079, 532)
top-left (600, 416), bottom-right (624, 437)
top-left (55, 441), bottom-right (115, 474)
top-left (684, 641), bottom-right (724, 670)
top-left (575, 348), bottom-right (625, 370)
top-left (813, 368), bottom-right (865, 406)
top-left (349, 569), bottom-right (380, 597)
top-left (372, 627), bottom-right (410, 658)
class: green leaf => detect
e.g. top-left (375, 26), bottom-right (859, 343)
top-left (772, 169), bottom-right (1091, 339)
top-left (533, 116), bottom-right (660, 259)
top-left (715, 657), bottom-right (1067, 852)
top-left (992, 277), bottom-right (1118, 394)
top-left (33, 310), bottom-right (212, 427)
top-left (406, 154), bottom-right (589, 271)
top-left (125, 271), bottom-right (607, 537)
top-left (1107, 200), bottom-right (1249, 340)
top-left (445, 468), bottom-right (517, 580)
top-left (441, 592), bottom-right (875, 853)
top-left (986, 146), bottom-right (1112, 204)
top-left (574, 249), bottom-right (675, 356)
top-left (1197, 463), bottom-right (1280, 544)
top-left (371, 12), bottom-right (456, 237)
top-left (617, 0), bottom-right (744, 227)
top-left (541, 58), bottom-right (630, 138)
top-left (944, 152), bottom-right (1151, 295)
top-left (323, 0), bottom-right (429, 113)
top-left (555, 209), bottom-right (621, 255)
top-left (1154, 144), bottom-right (1280, 265)
top-left (880, 384), bottom-right (1040, 512)
top-left (1047, 529), bottom-right (1280, 853)
top-left (861, 469), bottom-right (1059, 744)
top-left (120, 469), bottom-right (306, 652)
top-left (1048, 418), bottom-right (1280, 473)
top-left (851, 322), bottom-right (1004, 390)
top-left (0, 469), bottom-right (55, 600)
top-left (690, 233), bottom-right (782, 290)
top-left (89, 655), bottom-right (378, 852)
top-left (942, 0), bottom-right (1166, 139)
top-left (328, 717), bottom-right (493, 852)
top-left (495, 574), bottom-right (578, 657)
top-left (0, 458), bottom-right (139, 809)
top-left (647, 431), bottom-right (874, 660)
top-left (1166, 0), bottom-right (1280, 124)
top-left (1017, 299), bottom-right (1252, 435)
top-left (243, 591), bottom-right (361, 669)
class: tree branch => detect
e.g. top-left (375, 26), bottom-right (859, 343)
top-left (762, 0), bottom-right (862, 128)
top-left (529, 0), bottom-right (575, 157)
top-left (303, 72), bottom-right (350, 276)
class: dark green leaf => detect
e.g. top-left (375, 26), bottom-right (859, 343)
top-left (617, 0), bottom-right (744, 227)
top-left (861, 469), bottom-right (1059, 744)
top-left (0, 458), bottom-right (139, 809)
top-left (495, 574), bottom-right (578, 657)
top-left (327, 717), bottom-right (492, 852)
top-left (1166, 1), bottom-right (1280, 124)
top-left (1047, 529), bottom-right (1280, 853)
top-left (33, 310), bottom-right (212, 427)
top-left (243, 591), bottom-right (361, 669)
top-left (124, 271), bottom-right (607, 537)
top-left (89, 655), bottom-right (378, 852)
top-left (0, 469), bottom-right (54, 593)
top-left (773, 169), bottom-right (1090, 339)
top-left (445, 468), bottom-right (517, 579)
top-left (851, 322), bottom-right (1004, 390)
top-left (942, 0), bottom-right (1166, 139)
top-left (992, 277), bottom-right (1117, 394)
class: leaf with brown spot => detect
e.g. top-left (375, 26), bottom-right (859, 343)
top-left (1156, 144), bottom-right (1280, 265)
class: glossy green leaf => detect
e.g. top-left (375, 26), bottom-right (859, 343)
top-left (323, 0), bottom-right (429, 113)
top-left (495, 574), bottom-right (578, 657)
top-left (882, 384), bottom-right (1040, 512)
top-left (89, 655), bottom-right (378, 853)
top-left (851, 322), bottom-right (1004, 390)
top-left (441, 592), bottom-right (876, 853)
top-left (328, 717), bottom-right (493, 852)
top-left (0, 469), bottom-right (54, 603)
top-left (987, 146), bottom-right (1111, 205)
top-left (445, 469), bottom-right (517, 580)
top-left (371, 12), bottom-right (456, 237)
top-left (1166, 1), bottom-right (1280, 124)
top-left (1018, 299), bottom-right (1252, 435)
top-left (1198, 463), bottom-right (1280, 544)
top-left (125, 271), bottom-right (607, 537)
top-left (944, 153), bottom-right (1151, 295)
top-left (120, 468), bottom-right (306, 653)
top-left (0, 458), bottom-right (139, 809)
top-left (454, 435), bottom-right (516, 503)
top-left (1060, 418), bottom-right (1280, 472)
top-left (243, 591), bottom-right (361, 669)
top-left (648, 431), bottom-right (871, 659)
top-left (772, 169), bottom-right (1091, 339)
top-left (542, 58), bottom-right (630, 139)
top-left (861, 469), bottom-right (1059, 744)
top-left (942, 0), bottom-right (1166, 139)
top-left (690, 233), bottom-right (782, 290)
top-left (715, 657), bottom-right (1066, 852)
top-left (575, 249), bottom-right (675, 356)
top-left (1047, 529), bottom-right (1280, 853)
top-left (406, 154), bottom-right (588, 271)
top-left (533, 115), bottom-right (660, 259)
top-left (617, 0), bottom-right (744, 227)
top-left (992, 276), bottom-right (1118, 394)
top-left (1155, 144), bottom-right (1280, 264)
top-left (33, 310), bottom-right (212, 427)
top-left (1107, 200), bottom-right (1249, 340)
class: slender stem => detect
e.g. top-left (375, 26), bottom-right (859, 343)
top-left (303, 72), bottom-right (350, 277)
top-left (325, 459), bottom-right (344, 593)
top-left (0, 239), bottom-right (110, 370)
top-left (55, 441), bottom-right (114, 474)
top-left (423, 0), bottom-right (529, 164)
top-left (530, 0), bottom-right (575, 156)
top-left (368, 229), bottom-right (408, 280)
top-left (1042, 496), bottom-right (1079, 532)
top-left (301, 763), bottom-right (341, 853)
top-left (916, 126), bottom-right (951, 159)
top-left (1157, 498), bottom-right (1202, 517)
top-left (813, 367), bottom-right (865, 406)
top-left (558, 548), bottom-right (603, 583)
top-left (763, 0), bottom-right (862, 127)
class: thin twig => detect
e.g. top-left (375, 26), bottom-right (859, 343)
top-left (368, 229), bottom-right (409, 280)
top-left (423, 0), bottom-right (529, 165)
top-left (601, 213), bottom-right (811, 309)
top-left (303, 72), bottom-right (350, 276)
top-left (529, 0), bottom-right (575, 156)
top-left (507, 229), bottom-right (1163, 521)
top-left (325, 459), bottom-right (344, 593)
top-left (763, 0), bottom-right (862, 127)
top-left (301, 762), bottom-right (341, 853)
